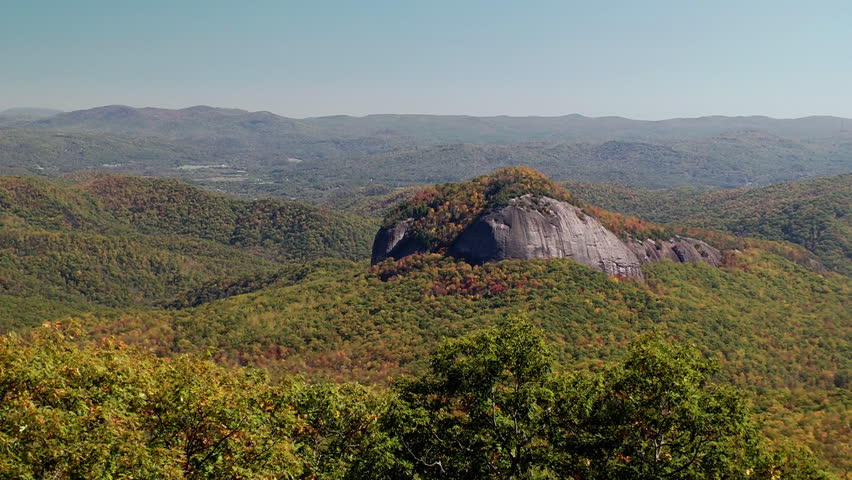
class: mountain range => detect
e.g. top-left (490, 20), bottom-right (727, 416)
top-left (2, 105), bottom-right (851, 198)
top-left (18, 105), bottom-right (852, 141)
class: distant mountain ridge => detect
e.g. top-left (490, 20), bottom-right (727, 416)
top-left (0, 107), bottom-right (63, 117)
top-left (0, 107), bottom-right (63, 127)
top-left (20, 104), bottom-right (852, 142)
top-left (2, 104), bottom-right (850, 198)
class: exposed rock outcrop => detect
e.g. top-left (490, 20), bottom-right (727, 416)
top-left (627, 237), bottom-right (722, 267)
top-left (448, 195), bottom-right (644, 278)
top-left (372, 194), bottom-right (722, 280)
top-left (371, 218), bottom-right (426, 264)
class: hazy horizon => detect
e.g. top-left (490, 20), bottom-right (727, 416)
top-left (4, 103), bottom-right (852, 123)
top-left (4, 1), bottom-right (851, 119)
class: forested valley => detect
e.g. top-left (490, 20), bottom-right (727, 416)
top-left (0, 168), bottom-right (848, 478)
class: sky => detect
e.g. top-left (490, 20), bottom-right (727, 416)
top-left (2, 0), bottom-right (851, 119)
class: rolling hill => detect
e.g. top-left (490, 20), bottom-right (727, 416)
top-left (0, 175), bottom-right (376, 317)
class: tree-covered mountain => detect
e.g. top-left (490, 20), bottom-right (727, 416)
top-left (565, 174), bottom-right (852, 275)
top-left (318, 135), bottom-right (852, 189)
top-left (3, 105), bottom-right (850, 199)
top-left (20, 105), bottom-right (852, 143)
top-left (0, 175), bottom-right (376, 313)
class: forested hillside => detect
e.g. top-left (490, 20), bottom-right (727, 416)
top-left (15, 247), bottom-right (834, 472)
top-left (318, 136), bottom-right (852, 190)
top-left (0, 129), bottom-right (203, 176)
top-left (566, 174), bottom-right (851, 274)
top-left (1, 320), bottom-right (835, 479)
top-left (0, 169), bottom-right (848, 474)
top-left (0, 175), bottom-right (375, 314)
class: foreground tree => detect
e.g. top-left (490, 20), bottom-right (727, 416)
top-left (387, 320), bottom-right (836, 480)
top-left (289, 382), bottom-right (400, 479)
top-left (0, 323), bottom-right (301, 479)
top-left (550, 337), bottom-right (765, 478)
top-left (388, 316), bottom-right (560, 478)
top-left (0, 322), bottom-right (835, 478)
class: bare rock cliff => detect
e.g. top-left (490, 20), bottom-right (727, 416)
top-left (372, 194), bottom-right (721, 280)
top-left (627, 237), bottom-right (722, 267)
top-left (448, 195), bottom-right (644, 278)
top-left (371, 218), bottom-right (426, 265)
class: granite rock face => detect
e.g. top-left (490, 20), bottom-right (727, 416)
top-left (371, 218), bottom-right (426, 264)
top-left (372, 194), bottom-right (722, 280)
top-left (627, 237), bottom-right (722, 267)
top-left (448, 195), bottom-right (644, 278)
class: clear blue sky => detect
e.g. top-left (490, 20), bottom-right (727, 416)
top-left (3, 0), bottom-right (851, 118)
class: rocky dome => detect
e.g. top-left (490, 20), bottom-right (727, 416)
top-left (447, 195), bottom-right (643, 278)
top-left (371, 167), bottom-right (721, 279)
